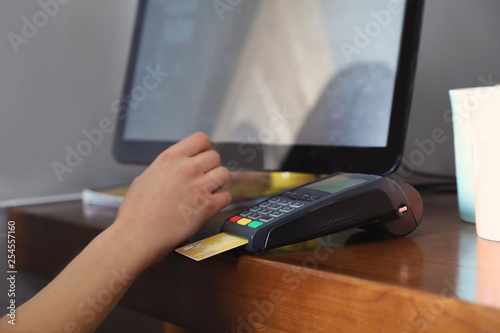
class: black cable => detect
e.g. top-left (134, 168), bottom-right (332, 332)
top-left (397, 162), bottom-right (457, 192)
top-left (400, 161), bottom-right (456, 180)
top-left (412, 181), bottom-right (457, 193)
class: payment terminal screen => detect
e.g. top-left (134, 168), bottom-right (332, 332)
top-left (304, 174), bottom-right (372, 194)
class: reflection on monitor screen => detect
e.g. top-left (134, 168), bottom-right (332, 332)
top-left (115, 0), bottom-right (423, 174)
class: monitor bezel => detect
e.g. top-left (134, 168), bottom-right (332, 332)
top-left (113, 0), bottom-right (425, 175)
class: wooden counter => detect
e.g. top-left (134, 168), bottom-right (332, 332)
top-left (9, 191), bottom-right (500, 332)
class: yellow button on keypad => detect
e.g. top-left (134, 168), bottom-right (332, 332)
top-left (237, 218), bottom-right (252, 226)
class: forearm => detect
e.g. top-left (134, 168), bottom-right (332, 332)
top-left (0, 224), bottom-right (147, 333)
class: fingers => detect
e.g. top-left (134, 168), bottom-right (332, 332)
top-left (174, 133), bottom-right (223, 175)
top-left (190, 149), bottom-right (221, 174)
top-left (171, 132), bottom-right (211, 157)
top-left (182, 166), bottom-right (231, 219)
top-left (156, 132), bottom-right (231, 212)
top-left (204, 165), bottom-right (231, 193)
top-left (211, 190), bottom-right (232, 211)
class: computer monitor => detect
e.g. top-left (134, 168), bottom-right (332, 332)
top-left (114, 0), bottom-right (424, 175)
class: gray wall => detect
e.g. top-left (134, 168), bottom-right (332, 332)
top-left (404, 0), bottom-right (500, 175)
top-left (0, 0), bottom-right (145, 203)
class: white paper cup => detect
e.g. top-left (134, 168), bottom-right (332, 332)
top-left (468, 86), bottom-right (500, 241)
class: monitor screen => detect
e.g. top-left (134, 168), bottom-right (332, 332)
top-left (114, 0), bottom-right (424, 175)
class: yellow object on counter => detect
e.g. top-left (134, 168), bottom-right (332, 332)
top-left (225, 171), bottom-right (318, 199)
top-left (265, 172), bottom-right (318, 195)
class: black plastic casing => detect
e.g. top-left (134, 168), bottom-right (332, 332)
top-left (221, 174), bottom-right (423, 253)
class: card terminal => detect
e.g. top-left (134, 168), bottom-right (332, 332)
top-left (221, 173), bottom-right (423, 253)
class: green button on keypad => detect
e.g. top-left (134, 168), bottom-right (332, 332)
top-left (248, 221), bottom-right (263, 228)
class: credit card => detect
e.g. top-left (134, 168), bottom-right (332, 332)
top-left (175, 232), bottom-right (248, 261)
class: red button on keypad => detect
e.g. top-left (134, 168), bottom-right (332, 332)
top-left (229, 216), bottom-right (242, 222)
